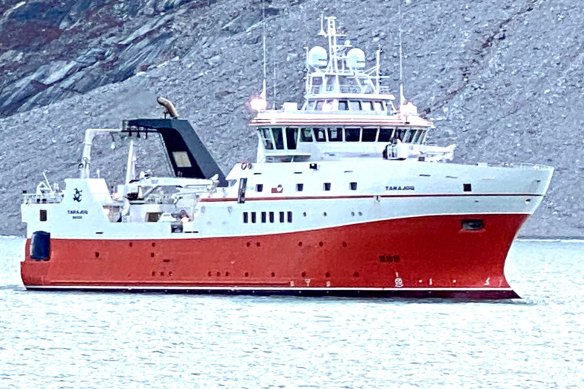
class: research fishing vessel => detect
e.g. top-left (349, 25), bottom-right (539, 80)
top-left (20, 16), bottom-right (553, 298)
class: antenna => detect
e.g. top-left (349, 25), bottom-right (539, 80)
top-left (318, 13), bottom-right (326, 36)
top-left (261, 0), bottom-right (267, 100)
top-left (272, 44), bottom-right (277, 109)
top-left (398, 0), bottom-right (405, 107)
top-left (375, 47), bottom-right (381, 94)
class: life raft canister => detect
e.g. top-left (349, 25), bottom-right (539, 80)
top-left (30, 231), bottom-right (51, 261)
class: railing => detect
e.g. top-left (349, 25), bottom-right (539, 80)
top-left (22, 193), bottom-right (63, 205)
top-left (309, 85), bottom-right (393, 95)
top-left (477, 162), bottom-right (554, 169)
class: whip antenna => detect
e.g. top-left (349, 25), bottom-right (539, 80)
top-left (261, 0), bottom-right (267, 100)
top-left (398, 0), bottom-right (405, 107)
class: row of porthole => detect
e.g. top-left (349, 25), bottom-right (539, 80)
top-left (255, 182), bottom-right (359, 192)
top-left (204, 271), bottom-right (360, 278)
top-left (300, 211), bottom-right (364, 217)
top-left (245, 241), bottom-right (349, 248)
top-left (151, 271), bottom-right (173, 276)
top-left (96, 250), bottom-right (158, 258)
top-left (112, 238), bottom-right (353, 255)
top-left (379, 255), bottom-right (400, 263)
top-left (127, 242), bottom-right (157, 248)
top-left (96, 251), bottom-right (163, 259)
top-left (242, 211), bottom-right (364, 223)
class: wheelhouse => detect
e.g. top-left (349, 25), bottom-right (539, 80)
top-left (258, 126), bottom-right (428, 150)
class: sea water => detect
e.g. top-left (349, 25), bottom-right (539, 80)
top-left (0, 237), bottom-right (582, 389)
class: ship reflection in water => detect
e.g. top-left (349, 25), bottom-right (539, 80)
top-left (1, 237), bottom-right (583, 388)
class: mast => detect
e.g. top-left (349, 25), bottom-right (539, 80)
top-left (398, 0), bottom-right (405, 106)
top-left (261, 0), bottom-right (267, 101)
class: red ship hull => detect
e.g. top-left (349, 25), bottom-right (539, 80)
top-left (20, 213), bottom-right (526, 299)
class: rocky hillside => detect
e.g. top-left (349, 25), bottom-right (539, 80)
top-left (0, 0), bottom-right (582, 237)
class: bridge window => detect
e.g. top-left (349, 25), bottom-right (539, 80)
top-left (314, 128), bottom-right (326, 142)
top-left (413, 130), bottom-right (423, 144)
top-left (374, 101), bottom-right (384, 112)
top-left (286, 128), bottom-right (299, 150)
top-left (349, 100), bottom-right (362, 111)
top-left (362, 101), bottom-right (374, 111)
top-left (362, 127), bottom-right (378, 142)
top-left (339, 100), bottom-right (349, 110)
top-left (378, 128), bottom-right (393, 142)
top-left (260, 128), bottom-right (274, 149)
top-left (345, 127), bottom-right (360, 142)
top-left (328, 128), bottom-right (342, 142)
top-left (315, 100), bottom-right (333, 111)
top-left (325, 76), bottom-right (335, 91)
top-left (394, 128), bottom-right (407, 141)
top-left (272, 128), bottom-right (284, 149)
top-left (406, 130), bottom-right (416, 143)
top-left (300, 128), bottom-right (313, 142)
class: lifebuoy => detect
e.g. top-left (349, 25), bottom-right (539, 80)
top-left (241, 162), bottom-right (253, 170)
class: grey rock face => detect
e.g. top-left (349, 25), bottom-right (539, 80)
top-left (0, 0), bottom-right (582, 237)
top-left (0, 0), bottom-right (208, 115)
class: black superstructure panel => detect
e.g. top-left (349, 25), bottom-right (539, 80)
top-left (124, 118), bottom-right (226, 186)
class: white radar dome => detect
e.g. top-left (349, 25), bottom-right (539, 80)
top-left (346, 48), bottom-right (366, 69)
top-left (308, 46), bottom-right (328, 68)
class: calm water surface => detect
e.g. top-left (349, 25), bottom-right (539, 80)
top-left (1, 237), bottom-right (583, 388)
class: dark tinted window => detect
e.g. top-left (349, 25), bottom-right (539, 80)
top-left (362, 128), bottom-right (377, 142)
top-left (345, 127), bottom-right (360, 142)
top-left (272, 128), bottom-right (284, 149)
top-left (314, 128), bottom-right (326, 142)
top-left (260, 128), bottom-right (273, 149)
top-left (286, 128), bottom-right (298, 149)
top-left (406, 130), bottom-right (416, 143)
top-left (300, 128), bottom-right (313, 142)
top-left (378, 128), bottom-right (393, 142)
top-left (328, 128), bottom-right (342, 142)
top-left (394, 128), bottom-right (407, 141)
